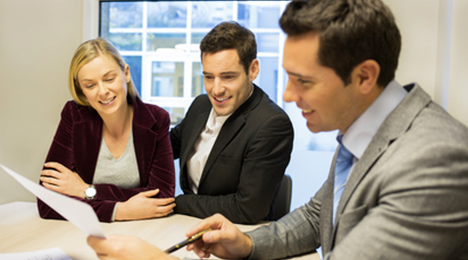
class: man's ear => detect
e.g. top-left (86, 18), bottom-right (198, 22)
top-left (248, 59), bottom-right (260, 82)
top-left (353, 59), bottom-right (380, 94)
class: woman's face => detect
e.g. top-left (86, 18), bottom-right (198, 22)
top-left (77, 54), bottom-right (131, 118)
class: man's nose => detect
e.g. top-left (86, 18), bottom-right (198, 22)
top-left (283, 79), bottom-right (297, 103)
top-left (212, 78), bottom-right (225, 96)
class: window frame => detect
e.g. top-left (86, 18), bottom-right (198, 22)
top-left (92, 0), bottom-right (288, 126)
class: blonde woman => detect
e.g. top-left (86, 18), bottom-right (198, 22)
top-left (38, 38), bottom-right (175, 222)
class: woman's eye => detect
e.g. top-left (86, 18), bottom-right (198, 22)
top-left (105, 77), bottom-right (115, 82)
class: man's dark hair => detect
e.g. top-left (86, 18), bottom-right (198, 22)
top-left (280, 0), bottom-right (401, 87)
top-left (200, 21), bottom-right (257, 74)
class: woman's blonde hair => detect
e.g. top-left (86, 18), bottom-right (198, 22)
top-left (68, 38), bottom-right (139, 106)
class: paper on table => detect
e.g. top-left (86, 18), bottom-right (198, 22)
top-left (0, 247), bottom-right (72, 260)
top-left (0, 164), bottom-right (106, 238)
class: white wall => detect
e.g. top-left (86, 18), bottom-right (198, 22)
top-left (387, 0), bottom-right (467, 127)
top-left (0, 0), bottom-right (467, 207)
top-left (448, 0), bottom-right (468, 125)
top-left (387, 0), bottom-right (439, 99)
top-left (0, 0), bottom-right (83, 204)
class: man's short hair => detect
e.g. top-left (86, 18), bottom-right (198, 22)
top-left (200, 21), bottom-right (257, 74)
top-left (280, 0), bottom-right (401, 87)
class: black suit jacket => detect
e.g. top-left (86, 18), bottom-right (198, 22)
top-left (170, 85), bottom-right (294, 224)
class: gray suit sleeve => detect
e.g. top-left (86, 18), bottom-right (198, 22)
top-left (247, 184), bottom-right (325, 259)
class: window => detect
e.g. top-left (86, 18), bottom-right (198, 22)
top-left (100, 1), bottom-right (288, 126)
top-left (99, 0), bottom-right (336, 209)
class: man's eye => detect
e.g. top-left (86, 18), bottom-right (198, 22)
top-left (298, 78), bottom-right (315, 86)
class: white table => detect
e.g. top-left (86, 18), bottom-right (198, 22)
top-left (0, 202), bottom-right (320, 259)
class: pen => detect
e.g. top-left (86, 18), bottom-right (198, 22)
top-left (164, 227), bottom-right (212, 254)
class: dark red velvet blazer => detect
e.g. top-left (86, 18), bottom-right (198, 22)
top-left (38, 98), bottom-right (175, 222)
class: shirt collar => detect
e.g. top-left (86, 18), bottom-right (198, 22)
top-left (341, 80), bottom-right (408, 159)
top-left (206, 108), bottom-right (231, 131)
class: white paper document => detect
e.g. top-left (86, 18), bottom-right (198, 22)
top-left (0, 164), bottom-right (106, 238)
top-left (0, 247), bottom-right (72, 260)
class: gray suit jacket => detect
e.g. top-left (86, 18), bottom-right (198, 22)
top-left (248, 84), bottom-right (468, 259)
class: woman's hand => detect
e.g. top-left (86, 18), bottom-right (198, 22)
top-left (115, 189), bottom-right (176, 221)
top-left (40, 162), bottom-right (89, 198)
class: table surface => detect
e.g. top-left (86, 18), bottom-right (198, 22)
top-left (0, 202), bottom-right (320, 260)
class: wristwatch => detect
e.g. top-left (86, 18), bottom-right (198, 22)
top-left (84, 185), bottom-right (97, 200)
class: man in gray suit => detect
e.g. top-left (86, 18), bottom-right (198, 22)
top-left (87, 0), bottom-right (468, 259)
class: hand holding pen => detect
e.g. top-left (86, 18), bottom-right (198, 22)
top-left (183, 214), bottom-right (254, 259)
top-left (165, 227), bottom-right (212, 253)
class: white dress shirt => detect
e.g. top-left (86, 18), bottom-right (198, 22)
top-left (187, 108), bottom-right (231, 193)
top-left (340, 80), bottom-right (408, 178)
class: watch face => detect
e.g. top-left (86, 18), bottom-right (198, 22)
top-left (86, 186), bottom-right (97, 197)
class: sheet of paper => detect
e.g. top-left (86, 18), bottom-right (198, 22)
top-left (0, 164), bottom-right (106, 238)
top-left (0, 247), bottom-right (72, 260)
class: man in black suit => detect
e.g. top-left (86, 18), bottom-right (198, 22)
top-left (170, 21), bottom-right (294, 224)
